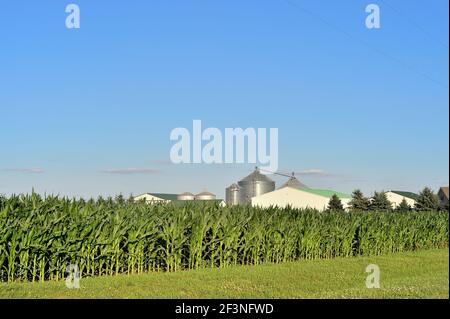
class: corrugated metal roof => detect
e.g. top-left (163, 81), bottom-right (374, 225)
top-left (240, 169), bottom-right (274, 183)
top-left (227, 183), bottom-right (240, 190)
top-left (196, 191), bottom-right (216, 196)
top-left (279, 176), bottom-right (308, 190)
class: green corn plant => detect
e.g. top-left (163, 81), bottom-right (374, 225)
top-left (0, 193), bottom-right (447, 282)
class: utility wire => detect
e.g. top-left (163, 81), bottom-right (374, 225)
top-left (379, 0), bottom-right (448, 50)
top-left (279, 0), bottom-right (448, 89)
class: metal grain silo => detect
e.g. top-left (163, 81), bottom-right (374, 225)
top-left (226, 183), bottom-right (240, 205)
top-left (195, 191), bottom-right (216, 201)
top-left (278, 176), bottom-right (308, 190)
top-left (238, 168), bottom-right (275, 204)
top-left (177, 192), bottom-right (195, 201)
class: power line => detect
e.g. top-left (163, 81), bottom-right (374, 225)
top-left (279, 0), bottom-right (448, 89)
top-left (259, 167), bottom-right (295, 178)
top-left (379, 0), bottom-right (449, 50)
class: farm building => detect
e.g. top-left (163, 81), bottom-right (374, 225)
top-left (437, 187), bottom-right (449, 209)
top-left (385, 191), bottom-right (418, 209)
top-left (226, 168), bottom-right (310, 205)
top-left (251, 186), bottom-right (351, 210)
top-left (133, 193), bottom-right (177, 204)
top-left (133, 192), bottom-right (225, 206)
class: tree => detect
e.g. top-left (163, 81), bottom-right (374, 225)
top-left (127, 194), bottom-right (135, 204)
top-left (348, 189), bottom-right (370, 211)
top-left (369, 191), bottom-right (392, 211)
top-left (415, 187), bottom-right (439, 211)
top-left (328, 194), bottom-right (344, 211)
top-left (396, 198), bottom-right (411, 212)
top-left (115, 194), bottom-right (125, 204)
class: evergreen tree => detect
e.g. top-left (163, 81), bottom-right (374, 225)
top-left (115, 194), bottom-right (125, 204)
top-left (415, 187), bottom-right (439, 211)
top-left (328, 194), bottom-right (344, 211)
top-left (348, 189), bottom-right (370, 211)
top-left (369, 191), bottom-right (392, 211)
top-left (0, 195), bottom-right (5, 210)
top-left (396, 198), bottom-right (411, 212)
top-left (127, 194), bottom-right (135, 204)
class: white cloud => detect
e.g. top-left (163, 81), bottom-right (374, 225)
top-left (296, 169), bottom-right (330, 177)
top-left (150, 159), bottom-right (174, 165)
top-left (2, 168), bottom-right (45, 174)
top-left (101, 168), bottom-right (158, 174)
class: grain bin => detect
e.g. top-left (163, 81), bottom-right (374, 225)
top-left (226, 183), bottom-right (240, 205)
top-left (177, 192), bottom-right (195, 201)
top-left (238, 168), bottom-right (275, 204)
top-left (195, 191), bottom-right (216, 201)
top-left (278, 176), bottom-right (308, 190)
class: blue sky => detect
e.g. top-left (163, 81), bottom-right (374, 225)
top-left (0, 0), bottom-right (448, 198)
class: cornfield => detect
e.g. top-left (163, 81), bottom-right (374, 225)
top-left (0, 193), bottom-right (448, 282)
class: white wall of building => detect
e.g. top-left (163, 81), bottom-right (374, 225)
top-left (133, 193), bottom-right (170, 204)
top-left (385, 192), bottom-right (416, 208)
top-left (251, 187), bottom-right (351, 210)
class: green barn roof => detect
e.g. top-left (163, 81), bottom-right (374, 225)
top-left (148, 193), bottom-right (179, 201)
top-left (390, 191), bottom-right (419, 200)
top-left (298, 188), bottom-right (351, 199)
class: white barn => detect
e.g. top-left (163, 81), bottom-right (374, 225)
top-left (251, 187), bottom-right (351, 211)
top-left (385, 191), bottom-right (417, 209)
top-left (133, 193), bottom-right (176, 204)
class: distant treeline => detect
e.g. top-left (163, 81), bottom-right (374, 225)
top-left (327, 187), bottom-right (448, 212)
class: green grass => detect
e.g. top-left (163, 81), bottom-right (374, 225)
top-left (1, 249), bottom-right (448, 299)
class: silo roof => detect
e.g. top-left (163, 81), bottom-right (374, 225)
top-left (196, 191), bottom-right (216, 196)
top-left (240, 169), bottom-right (274, 183)
top-left (179, 192), bottom-right (194, 196)
top-left (279, 176), bottom-right (308, 190)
